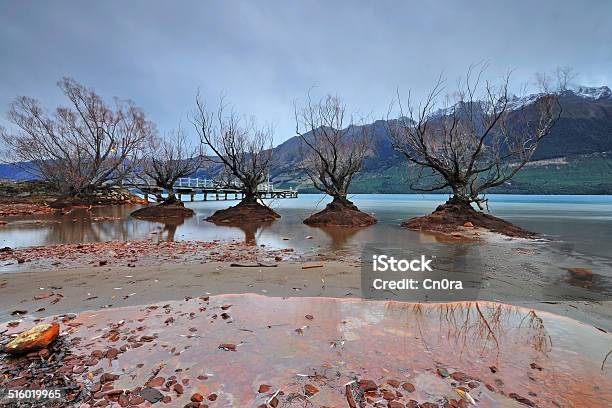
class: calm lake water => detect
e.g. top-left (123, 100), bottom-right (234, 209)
top-left (1, 194), bottom-right (610, 325)
top-left (1, 193), bottom-right (611, 259)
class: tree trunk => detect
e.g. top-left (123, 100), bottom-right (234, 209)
top-left (329, 195), bottom-right (359, 211)
top-left (331, 195), bottom-right (353, 207)
top-left (165, 188), bottom-right (178, 204)
top-left (241, 188), bottom-right (258, 204)
top-left (448, 183), bottom-right (473, 208)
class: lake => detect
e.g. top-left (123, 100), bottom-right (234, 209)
top-left (1, 193), bottom-right (610, 328)
top-left (1, 194), bottom-right (611, 259)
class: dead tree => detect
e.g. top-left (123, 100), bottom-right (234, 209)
top-left (141, 128), bottom-right (205, 203)
top-left (192, 95), bottom-right (273, 204)
top-left (0, 77), bottom-right (153, 196)
top-left (294, 94), bottom-right (371, 208)
top-left (388, 67), bottom-right (561, 210)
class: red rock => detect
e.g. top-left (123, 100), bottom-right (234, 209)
top-left (451, 371), bottom-right (468, 382)
top-left (129, 396), bottom-right (145, 405)
top-left (258, 384), bottom-right (271, 393)
top-left (386, 379), bottom-right (400, 388)
top-left (118, 394), bottom-right (129, 407)
top-left (162, 396), bottom-right (172, 403)
top-left (100, 373), bottom-right (119, 383)
top-left (147, 377), bottom-right (165, 387)
top-left (106, 389), bottom-right (123, 397)
top-left (305, 315), bottom-right (314, 320)
top-left (401, 383), bottom-right (415, 392)
top-left (509, 393), bottom-right (536, 407)
top-left (567, 267), bottom-right (593, 281)
top-left (218, 343), bottom-right (236, 351)
top-left (389, 402), bottom-right (405, 408)
top-left (304, 384), bottom-right (319, 396)
top-left (84, 358), bottom-right (99, 366)
top-left (4, 323), bottom-right (60, 354)
top-left (207, 393), bottom-right (217, 401)
top-left (358, 379), bottom-right (378, 392)
top-left (106, 348), bottom-right (119, 359)
top-left (463, 221), bottom-right (474, 228)
top-left (34, 292), bottom-right (53, 300)
top-left (8, 377), bottom-right (28, 387)
top-left (382, 390), bottom-right (395, 400)
top-left (191, 393), bottom-right (204, 402)
top-left (173, 383), bottom-right (184, 395)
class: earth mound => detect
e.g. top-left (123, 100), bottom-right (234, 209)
top-left (50, 188), bottom-right (146, 208)
top-left (131, 201), bottom-right (195, 219)
top-left (207, 200), bottom-right (280, 224)
top-left (303, 199), bottom-right (377, 227)
top-left (402, 201), bottom-right (534, 238)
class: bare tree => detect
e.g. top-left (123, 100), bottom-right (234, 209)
top-left (140, 128), bottom-right (205, 203)
top-left (192, 95), bottom-right (273, 204)
top-left (294, 94), bottom-right (371, 208)
top-left (536, 66), bottom-right (577, 94)
top-left (0, 77), bottom-right (153, 196)
top-left (388, 66), bottom-right (561, 210)
top-left (555, 66), bottom-right (577, 91)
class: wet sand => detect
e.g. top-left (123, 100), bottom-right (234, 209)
top-left (1, 295), bottom-right (610, 407)
top-left (1, 260), bottom-right (610, 333)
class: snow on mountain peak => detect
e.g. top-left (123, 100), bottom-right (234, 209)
top-left (569, 85), bottom-right (612, 100)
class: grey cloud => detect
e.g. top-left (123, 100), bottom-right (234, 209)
top-left (1, 0), bottom-right (610, 144)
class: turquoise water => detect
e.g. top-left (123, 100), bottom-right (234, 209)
top-left (1, 194), bottom-right (611, 260)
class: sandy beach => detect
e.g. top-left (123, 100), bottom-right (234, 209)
top-left (2, 256), bottom-right (610, 333)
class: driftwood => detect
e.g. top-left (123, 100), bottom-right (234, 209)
top-left (229, 262), bottom-right (278, 268)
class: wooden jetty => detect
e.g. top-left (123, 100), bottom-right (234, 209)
top-left (123, 177), bottom-right (298, 202)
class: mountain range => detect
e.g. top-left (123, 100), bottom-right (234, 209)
top-left (270, 86), bottom-right (612, 194)
top-left (1, 86), bottom-right (611, 194)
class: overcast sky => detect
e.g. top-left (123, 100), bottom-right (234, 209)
top-left (1, 0), bottom-right (611, 144)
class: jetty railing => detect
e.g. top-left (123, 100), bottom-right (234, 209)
top-left (122, 176), bottom-right (297, 202)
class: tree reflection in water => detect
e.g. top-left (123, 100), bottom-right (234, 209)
top-left (519, 310), bottom-right (553, 355)
top-left (43, 206), bottom-right (137, 244)
top-left (236, 222), bottom-right (273, 246)
top-left (407, 302), bottom-right (551, 357)
top-left (316, 226), bottom-right (362, 250)
top-left (156, 217), bottom-right (186, 242)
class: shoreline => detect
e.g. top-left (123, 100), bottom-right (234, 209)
top-left (2, 259), bottom-right (610, 332)
top-left (1, 294), bottom-right (610, 407)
